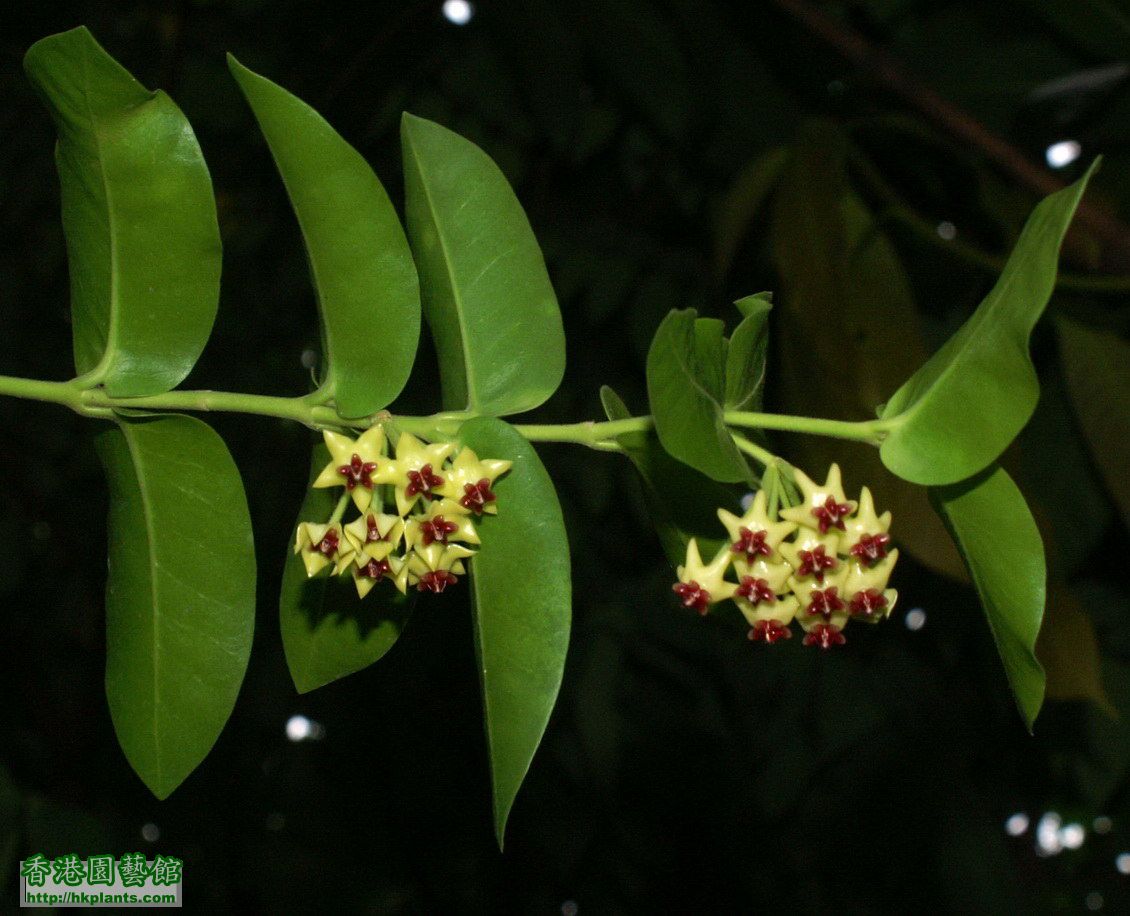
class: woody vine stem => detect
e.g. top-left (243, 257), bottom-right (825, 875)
top-left (0, 373), bottom-right (890, 454)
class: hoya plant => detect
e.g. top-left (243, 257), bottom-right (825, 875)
top-left (0, 26), bottom-right (1095, 847)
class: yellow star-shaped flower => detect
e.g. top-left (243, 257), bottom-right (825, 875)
top-left (312, 426), bottom-right (387, 512)
top-left (437, 447), bottom-right (512, 516)
top-left (403, 499), bottom-right (480, 550)
top-left (780, 463), bottom-right (858, 535)
top-left (673, 538), bottom-right (737, 614)
top-left (790, 563), bottom-right (851, 632)
top-left (293, 522), bottom-right (354, 577)
top-left (717, 490), bottom-right (797, 569)
top-left (404, 542), bottom-right (475, 594)
top-left (842, 486), bottom-right (893, 553)
top-left (735, 587), bottom-right (799, 628)
top-left (373, 432), bottom-right (457, 516)
top-left (779, 528), bottom-right (842, 583)
top-left (343, 511), bottom-right (404, 562)
top-left (350, 553), bottom-right (407, 599)
top-left (844, 550), bottom-right (899, 596)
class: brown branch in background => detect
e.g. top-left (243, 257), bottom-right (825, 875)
top-left (770, 0), bottom-right (1130, 270)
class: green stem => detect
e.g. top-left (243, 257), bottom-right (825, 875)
top-left (512, 417), bottom-right (652, 447)
top-left (328, 491), bottom-right (351, 525)
top-left (731, 433), bottom-right (776, 468)
top-left (724, 410), bottom-right (887, 445)
top-left (0, 374), bottom-right (341, 427)
top-left (0, 373), bottom-right (888, 449)
top-left (764, 463), bottom-right (781, 518)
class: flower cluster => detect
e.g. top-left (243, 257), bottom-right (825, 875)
top-left (294, 426), bottom-right (510, 597)
top-left (672, 464), bottom-right (898, 648)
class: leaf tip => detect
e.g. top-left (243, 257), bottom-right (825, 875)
top-left (225, 52), bottom-right (254, 84)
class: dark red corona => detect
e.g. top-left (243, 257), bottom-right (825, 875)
top-left (732, 527), bottom-right (772, 561)
top-left (812, 495), bottom-right (852, 534)
top-left (417, 570), bottom-right (458, 593)
top-left (850, 533), bottom-right (891, 567)
top-left (311, 528), bottom-right (339, 557)
top-left (337, 453), bottom-right (378, 491)
top-left (420, 515), bottom-right (458, 546)
top-left (849, 588), bottom-right (888, 617)
top-left (748, 620), bottom-right (792, 643)
top-left (460, 478), bottom-right (497, 515)
top-left (796, 545), bottom-right (837, 583)
top-left (361, 558), bottom-right (391, 580)
top-left (673, 581), bottom-right (711, 615)
top-left (736, 576), bottom-right (776, 606)
top-left (806, 587), bottom-right (844, 619)
top-left (405, 463), bottom-right (445, 499)
top-left (803, 624), bottom-right (846, 649)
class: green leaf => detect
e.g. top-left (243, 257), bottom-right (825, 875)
top-left (931, 465), bottom-right (1047, 730)
top-left (228, 58), bottom-right (420, 418)
top-left (280, 445), bottom-right (412, 693)
top-left (401, 112), bottom-right (566, 415)
top-left (646, 308), bottom-right (749, 483)
top-left (96, 415), bottom-right (255, 798)
top-left (724, 292), bottom-right (772, 410)
top-left (1056, 315), bottom-right (1130, 531)
top-left (879, 162), bottom-right (1097, 485)
top-left (456, 417), bottom-right (571, 847)
top-left (24, 27), bottom-right (221, 396)
top-left (601, 385), bottom-right (736, 565)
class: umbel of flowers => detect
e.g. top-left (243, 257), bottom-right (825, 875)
top-left (294, 425), bottom-right (511, 596)
top-left (673, 464), bottom-right (898, 648)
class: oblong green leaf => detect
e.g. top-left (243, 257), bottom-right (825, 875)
top-left (931, 465), bottom-right (1047, 730)
top-left (724, 292), bottom-right (772, 410)
top-left (24, 27), bottom-right (222, 396)
top-left (879, 163), bottom-right (1097, 485)
top-left (646, 308), bottom-right (750, 483)
top-left (96, 415), bottom-right (255, 798)
top-left (401, 113), bottom-right (566, 415)
top-left (229, 57), bottom-right (420, 418)
top-left (457, 417), bottom-right (571, 847)
top-left (280, 445), bottom-right (412, 693)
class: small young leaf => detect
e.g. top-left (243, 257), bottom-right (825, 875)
top-left (601, 385), bottom-right (736, 565)
top-left (880, 163), bottom-right (1097, 485)
top-left (646, 308), bottom-right (750, 483)
top-left (229, 57), bottom-right (420, 418)
top-left (24, 27), bottom-right (222, 396)
top-left (931, 465), bottom-right (1047, 731)
top-left (280, 445), bottom-right (412, 693)
top-left (401, 113), bottom-right (566, 415)
top-left (96, 415), bottom-right (255, 798)
top-left (457, 417), bottom-right (571, 847)
top-left (724, 292), bottom-right (772, 410)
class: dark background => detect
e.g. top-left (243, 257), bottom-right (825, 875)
top-left (2, 0), bottom-right (1130, 912)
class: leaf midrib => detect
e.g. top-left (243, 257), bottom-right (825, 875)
top-left (405, 130), bottom-right (480, 411)
top-left (121, 424), bottom-right (164, 788)
top-left (78, 38), bottom-right (123, 379)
